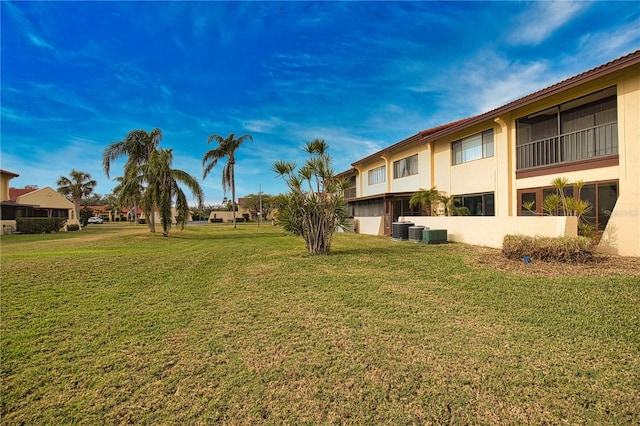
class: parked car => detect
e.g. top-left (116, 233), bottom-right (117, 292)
top-left (88, 217), bottom-right (104, 224)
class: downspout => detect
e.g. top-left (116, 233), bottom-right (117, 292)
top-left (355, 165), bottom-right (363, 197)
top-left (429, 141), bottom-right (435, 187)
top-left (381, 155), bottom-right (391, 193)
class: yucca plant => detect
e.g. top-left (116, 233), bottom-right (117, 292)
top-left (273, 139), bottom-right (349, 255)
top-left (521, 176), bottom-right (596, 241)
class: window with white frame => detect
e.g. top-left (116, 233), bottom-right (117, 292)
top-left (393, 154), bottom-right (418, 179)
top-left (452, 129), bottom-right (494, 165)
top-left (368, 165), bottom-right (386, 185)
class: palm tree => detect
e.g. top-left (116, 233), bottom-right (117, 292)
top-left (121, 149), bottom-right (204, 237)
top-left (103, 128), bottom-right (162, 231)
top-left (409, 187), bottom-right (441, 216)
top-left (111, 176), bottom-right (144, 224)
top-left (56, 170), bottom-right (97, 229)
top-left (202, 132), bottom-right (252, 229)
top-left (438, 194), bottom-right (470, 216)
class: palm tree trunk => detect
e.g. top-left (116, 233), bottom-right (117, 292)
top-left (231, 171), bottom-right (236, 229)
top-left (73, 201), bottom-right (83, 230)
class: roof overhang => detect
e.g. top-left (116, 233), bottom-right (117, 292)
top-left (418, 49), bottom-right (640, 144)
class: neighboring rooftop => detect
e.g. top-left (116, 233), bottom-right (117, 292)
top-left (1, 169), bottom-right (20, 178)
top-left (8, 187), bottom-right (38, 202)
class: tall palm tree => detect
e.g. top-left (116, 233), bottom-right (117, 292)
top-left (202, 132), bottom-right (252, 228)
top-left (103, 128), bottom-right (162, 231)
top-left (56, 169), bottom-right (97, 229)
top-left (122, 149), bottom-right (203, 237)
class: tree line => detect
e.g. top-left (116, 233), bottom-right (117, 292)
top-left (57, 128), bottom-right (350, 253)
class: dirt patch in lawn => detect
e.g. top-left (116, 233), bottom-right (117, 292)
top-left (467, 245), bottom-right (640, 278)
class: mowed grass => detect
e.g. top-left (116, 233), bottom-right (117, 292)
top-left (1, 223), bottom-right (639, 424)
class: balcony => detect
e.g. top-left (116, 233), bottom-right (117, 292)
top-left (516, 122), bottom-right (618, 170)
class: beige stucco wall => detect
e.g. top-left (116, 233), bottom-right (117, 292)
top-left (388, 147), bottom-right (426, 193)
top-left (1, 172), bottom-right (16, 201)
top-left (1, 220), bottom-right (17, 234)
top-left (599, 68), bottom-right (640, 256)
top-left (354, 216), bottom-right (384, 235)
top-left (397, 216), bottom-right (578, 249)
top-left (360, 159), bottom-right (387, 197)
top-left (433, 123), bottom-right (500, 199)
top-left (16, 187), bottom-right (79, 227)
top-left (450, 157), bottom-right (497, 195)
top-left (508, 66), bottom-right (640, 256)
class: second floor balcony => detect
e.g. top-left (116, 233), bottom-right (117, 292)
top-left (516, 121), bottom-right (618, 170)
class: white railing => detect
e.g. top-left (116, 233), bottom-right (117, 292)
top-left (516, 122), bottom-right (618, 170)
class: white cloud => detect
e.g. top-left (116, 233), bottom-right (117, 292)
top-left (242, 116), bottom-right (286, 134)
top-left (473, 59), bottom-right (553, 113)
top-left (27, 32), bottom-right (57, 52)
top-left (578, 20), bottom-right (640, 60)
top-left (509, 1), bottom-right (588, 45)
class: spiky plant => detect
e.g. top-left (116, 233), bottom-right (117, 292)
top-left (273, 139), bottom-right (349, 255)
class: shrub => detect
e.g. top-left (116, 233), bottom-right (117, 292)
top-left (17, 218), bottom-right (67, 234)
top-left (138, 219), bottom-right (146, 225)
top-left (67, 224), bottom-right (80, 231)
top-left (210, 218), bottom-right (223, 223)
top-left (503, 234), bottom-right (594, 263)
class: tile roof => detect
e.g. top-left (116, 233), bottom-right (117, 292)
top-left (419, 49), bottom-right (640, 143)
top-left (9, 187), bottom-right (37, 202)
top-left (349, 49), bottom-right (640, 167)
top-left (351, 132), bottom-right (422, 167)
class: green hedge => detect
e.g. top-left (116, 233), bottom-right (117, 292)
top-left (502, 234), bottom-right (594, 263)
top-left (16, 218), bottom-right (67, 234)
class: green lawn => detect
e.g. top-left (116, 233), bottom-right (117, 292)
top-left (1, 222), bottom-right (639, 424)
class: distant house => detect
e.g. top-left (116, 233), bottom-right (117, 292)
top-left (86, 205), bottom-right (112, 221)
top-left (207, 205), bottom-right (251, 223)
top-left (1, 179), bottom-right (79, 233)
top-left (341, 50), bottom-right (640, 256)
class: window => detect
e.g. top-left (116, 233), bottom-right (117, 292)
top-left (393, 155), bottom-right (418, 179)
top-left (344, 176), bottom-right (356, 199)
top-left (368, 165), bottom-right (386, 185)
top-left (517, 180), bottom-right (618, 230)
top-left (452, 129), bottom-right (494, 165)
top-left (454, 192), bottom-right (495, 216)
top-left (351, 199), bottom-right (384, 217)
top-left (394, 198), bottom-right (421, 217)
top-left (516, 86), bottom-right (618, 170)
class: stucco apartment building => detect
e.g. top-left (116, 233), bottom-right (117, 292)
top-left (342, 50), bottom-right (640, 257)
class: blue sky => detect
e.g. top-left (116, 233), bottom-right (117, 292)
top-left (2, 1), bottom-right (639, 205)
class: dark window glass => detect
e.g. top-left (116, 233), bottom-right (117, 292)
top-left (597, 182), bottom-right (618, 230)
top-left (484, 193), bottom-right (495, 216)
top-left (521, 192), bottom-right (537, 216)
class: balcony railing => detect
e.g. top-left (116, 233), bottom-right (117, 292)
top-left (344, 187), bottom-right (357, 200)
top-left (516, 122), bottom-right (618, 170)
